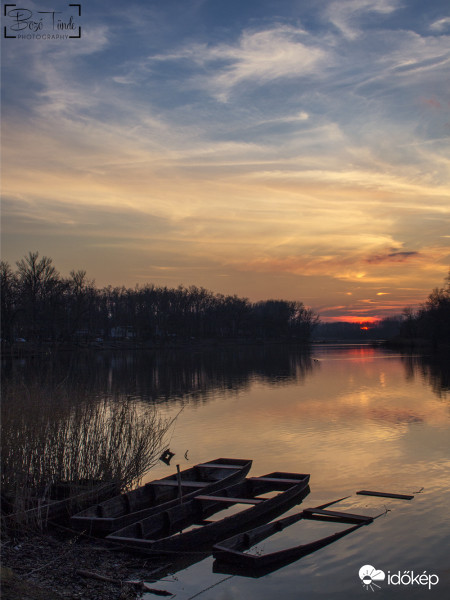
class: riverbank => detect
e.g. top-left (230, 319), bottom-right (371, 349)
top-left (1, 528), bottom-right (168, 600)
top-left (381, 336), bottom-right (450, 352)
top-left (1, 336), bottom-right (315, 358)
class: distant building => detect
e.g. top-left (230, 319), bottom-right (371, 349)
top-left (110, 326), bottom-right (136, 339)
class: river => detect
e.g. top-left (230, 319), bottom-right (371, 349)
top-left (3, 344), bottom-right (449, 598)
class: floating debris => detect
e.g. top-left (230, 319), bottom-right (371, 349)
top-left (356, 490), bottom-right (414, 500)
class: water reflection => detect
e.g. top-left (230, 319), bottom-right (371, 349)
top-left (2, 345), bottom-right (449, 599)
top-left (1, 345), bottom-right (316, 405)
top-left (401, 353), bottom-right (450, 398)
top-left (2, 346), bottom-right (449, 404)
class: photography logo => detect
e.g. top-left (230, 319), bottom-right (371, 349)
top-left (3, 3), bottom-right (81, 39)
top-left (359, 565), bottom-right (386, 591)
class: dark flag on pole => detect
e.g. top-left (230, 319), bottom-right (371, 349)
top-left (159, 449), bottom-right (175, 465)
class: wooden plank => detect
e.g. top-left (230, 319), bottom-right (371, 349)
top-left (76, 569), bottom-right (120, 584)
top-left (195, 495), bottom-right (264, 505)
top-left (248, 477), bottom-right (304, 485)
top-left (303, 508), bottom-right (373, 523)
top-left (356, 490), bottom-right (414, 500)
top-left (197, 463), bottom-right (241, 469)
top-left (150, 480), bottom-right (211, 488)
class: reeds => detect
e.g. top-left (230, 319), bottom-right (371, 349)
top-left (1, 381), bottom-right (172, 530)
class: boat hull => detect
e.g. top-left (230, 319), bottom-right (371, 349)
top-left (71, 458), bottom-right (252, 535)
top-left (3, 481), bottom-right (119, 529)
top-left (107, 472), bottom-right (310, 553)
top-left (213, 500), bottom-right (374, 574)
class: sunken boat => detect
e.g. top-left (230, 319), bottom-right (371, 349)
top-left (212, 499), bottom-right (373, 573)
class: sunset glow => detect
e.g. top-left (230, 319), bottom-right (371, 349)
top-left (2, 0), bottom-right (449, 321)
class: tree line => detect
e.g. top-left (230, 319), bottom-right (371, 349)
top-left (313, 274), bottom-right (449, 347)
top-left (0, 251), bottom-right (319, 345)
top-left (399, 273), bottom-right (450, 348)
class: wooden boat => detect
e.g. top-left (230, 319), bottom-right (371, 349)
top-left (213, 523), bottom-right (365, 578)
top-left (71, 458), bottom-right (252, 535)
top-left (3, 480), bottom-right (119, 529)
top-left (212, 499), bottom-right (373, 572)
top-left (107, 472), bottom-right (311, 553)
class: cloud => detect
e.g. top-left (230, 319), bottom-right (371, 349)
top-left (366, 251), bottom-right (419, 264)
top-left (430, 17), bottom-right (450, 32)
top-left (421, 98), bottom-right (442, 109)
top-left (2, 2), bottom-right (449, 317)
top-left (149, 25), bottom-right (329, 101)
top-left (224, 240), bottom-right (448, 293)
top-left (326, 0), bottom-right (400, 40)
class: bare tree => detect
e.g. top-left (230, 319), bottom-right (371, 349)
top-left (1, 260), bottom-right (19, 342)
top-left (16, 251), bottom-right (61, 341)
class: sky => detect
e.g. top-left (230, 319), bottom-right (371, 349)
top-left (1, 0), bottom-right (449, 322)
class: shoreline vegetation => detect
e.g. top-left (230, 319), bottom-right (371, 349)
top-left (1, 388), bottom-right (172, 529)
top-left (1, 382), bottom-right (174, 599)
top-left (0, 252), bottom-right (319, 351)
top-left (2, 252), bottom-right (449, 355)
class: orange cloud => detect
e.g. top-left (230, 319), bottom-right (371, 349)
top-left (421, 98), bottom-right (442, 109)
top-left (366, 251), bottom-right (419, 264)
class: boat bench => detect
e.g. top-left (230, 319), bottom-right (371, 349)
top-left (195, 495), bottom-right (264, 505)
top-left (249, 476), bottom-right (303, 485)
top-left (197, 463), bottom-right (240, 469)
top-left (150, 480), bottom-right (211, 488)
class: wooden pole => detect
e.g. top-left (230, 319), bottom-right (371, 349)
top-left (176, 464), bottom-right (183, 504)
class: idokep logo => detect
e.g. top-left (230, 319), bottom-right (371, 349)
top-left (359, 564), bottom-right (440, 591)
top-left (359, 565), bottom-right (385, 591)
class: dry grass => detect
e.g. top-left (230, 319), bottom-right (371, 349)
top-left (1, 381), bottom-right (172, 529)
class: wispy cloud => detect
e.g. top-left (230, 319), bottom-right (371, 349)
top-left (430, 17), bottom-right (450, 32)
top-left (326, 0), bottom-right (400, 40)
top-left (148, 25), bottom-right (329, 101)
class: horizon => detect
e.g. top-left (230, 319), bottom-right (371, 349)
top-left (2, 1), bottom-right (449, 322)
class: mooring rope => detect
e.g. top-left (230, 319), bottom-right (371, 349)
top-left (185, 575), bottom-right (235, 600)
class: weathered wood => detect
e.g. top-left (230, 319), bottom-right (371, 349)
top-left (3, 481), bottom-right (118, 527)
top-left (356, 490), bottom-right (414, 500)
top-left (139, 586), bottom-right (173, 597)
top-left (76, 569), bottom-right (120, 584)
top-left (125, 581), bottom-right (173, 596)
top-left (151, 480), bottom-right (211, 488)
top-left (248, 477), bottom-right (304, 485)
top-left (77, 571), bottom-right (172, 596)
top-left (107, 472), bottom-right (311, 553)
top-left (209, 496), bottom-right (352, 552)
top-left (176, 465), bottom-right (183, 505)
top-left (195, 495), bottom-right (264, 505)
top-left (212, 497), bottom-right (376, 573)
top-left (198, 463), bottom-right (244, 469)
top-left (71, 458), bottom-right (252, 536)
top-left (303, 508), bottom-right (373, 523)
top-left (213, 522), bottom-right (366, 574)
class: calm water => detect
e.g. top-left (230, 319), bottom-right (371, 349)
top-left (3, 344), bottom-right (449, 598)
